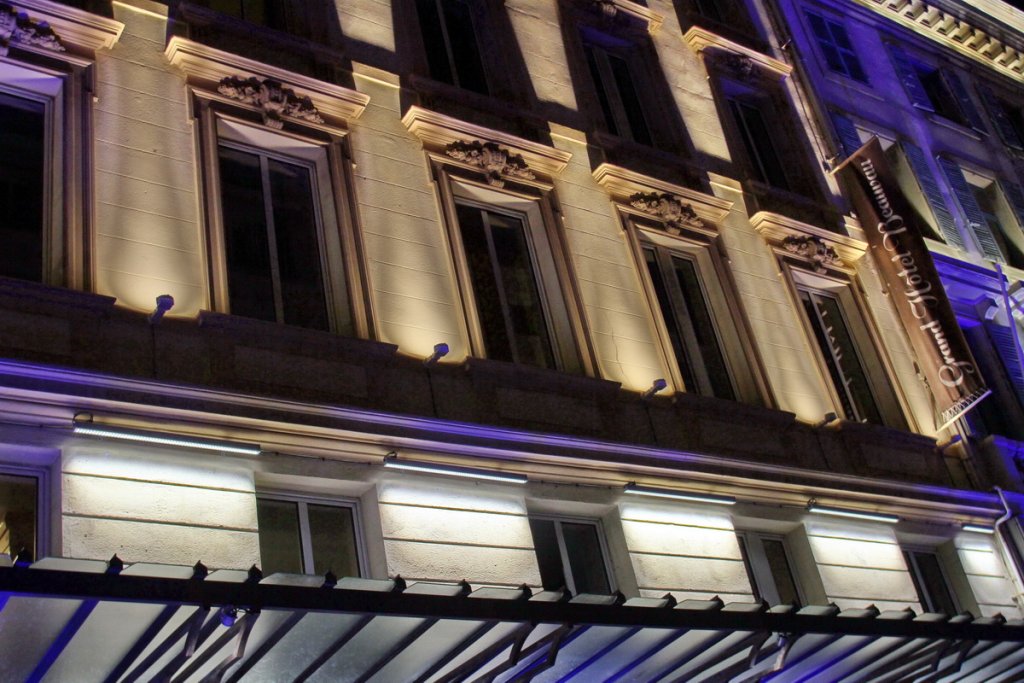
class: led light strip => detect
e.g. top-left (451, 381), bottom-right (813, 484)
top-left (383, 453), bottom-right (527, 484)
top-left (962, 524), bottom-right (996, 535)
top-left (624, 482), bottom-right (736, 506)
top-left (807, 501), bottom-right (899, 524)
top-left (73, 423), bottom-right (261, 456)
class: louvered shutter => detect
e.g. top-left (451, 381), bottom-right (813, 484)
top-left (888, 45), bottom-right (933, 111)
top-left (977, 84), bottom-right (1024, 151)
top-left (942, 70), bottom-right (987, 133)
top-left (830, 111), bottom-right (863, 159)
top-left (999, 177), bottom-right (1024, 231)
top-left (936, 156), bottom-right (1005, 261)
top-left (985, 321), bottom-right (1024, 406)
top-left (901, 141), bottom-right (963, 247)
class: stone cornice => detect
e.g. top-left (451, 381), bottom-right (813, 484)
top-left (851, 0), bottom-right (1024, 82)
top-left (751, 211), bottom-right (868, 269)
top-left (593, 163), bottom-right (733, 232)
top-left (589, 0), bottom-right (664, 33)
top-left (2, 0), bottom-right (123, 55)
top-left (402, 105), bottom-right (572, 178)
top-left (165, 36), bottom-right (369, 125)
top-left (683, 25), bottom-right (792, 80)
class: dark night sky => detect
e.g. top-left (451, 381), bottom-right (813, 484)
top-left (1006, 0), bottom-right (1024, 10)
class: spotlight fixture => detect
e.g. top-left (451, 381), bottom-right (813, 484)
top-left (807, 500), bottom-right (898, 524)
top-left (383, 452), bottom-right (527, 484)
top-left (424, 342), bottom-right (450, 366)
top-left (73, 420), bottom-right (261, 456)
top-left (642, 378), bottom-right (668, 400)
top-left (149, 294), bottom-right (175, 324)
top-left (624, 482), bottom-right (736, 506)
top-left (962, 524), bottom-right (995, 535)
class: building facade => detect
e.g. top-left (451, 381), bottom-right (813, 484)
top-left (1, 0), bottom-right (1024, 679)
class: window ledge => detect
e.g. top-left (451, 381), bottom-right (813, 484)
top-left (684, 25), bottom-right (792, 80)
top-left (10, 0), bottom-right (124, 55)
top-left (462, 356), bottom-right (621, 399)
top-left (592, 0), bottom-right (665, 34)
top-left (751, 210), bottom-right (867, 271)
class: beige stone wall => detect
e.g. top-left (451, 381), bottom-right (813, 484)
top-left (953, 532), bottom-right (1022, 618)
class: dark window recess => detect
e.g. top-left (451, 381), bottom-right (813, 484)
top-left (643, 246), bottom-right (734, 399)
top-left (456, 203), bottom-right (556, 368)
top-left (740, 533), bottom-right (802, 607)
top-left (728, 98), bottom-right (789, 190)
top-left (694, 0), bottom-right (724, 22)
top-left (0, 93), bottom-right (45, 283)
top-left (415, 0), bottom-right (489, 94)
top-left (207, 0), bottom-right (287, 27)
top-left (0, 473), bottom-right (38, 560)
top-left (218, 145), bottom-right (329, 331)
top-left (806, 12), bottom-right (867, 83)
top-left (529, 518), bottom-right (611, 595)
top-left (972, 182), bottom-right (1023, 266)
top-left (904, 550), bottom-right (959, 615)
top-left (256, 497), bottom-right (360, 577)
top-left (799, 289), bottom-right (882, 424)
top-left (583, 41), bottom-right (653, 145)
top-left (889, 46), bottom-right (985, 132)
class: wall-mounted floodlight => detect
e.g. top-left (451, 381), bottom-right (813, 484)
top-left (383, 452), bottom-right (526, 484)
top-left (642, 378), bottom-right (668, 400)
top-left (424, 342), bottom-right (450, 366)
top-left (807, 500), bottom-right (898, 524)
top-left (624, 482), bottom-right (736, 506)
top-left (73, 420), bottom-right (261, 456)
top-left (962, 524), bottom-right (995, 535)
top-left (149, 294), bottom-right (175, 324)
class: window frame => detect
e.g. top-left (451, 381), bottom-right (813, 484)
top-left (413, 0), bottom-right (490, 95)
top-left (803, 10), bottom-right (868, 84)
top-left (902, 546), bottom-right (962, 615)
top-left (528, 513), bottom-right (617, 596)
top-left (255, 490), bottom-right (367, 578)
top-left (0, 463), bottom-right (49, 563)
top-left (738, 530), bottom-right (805, 607)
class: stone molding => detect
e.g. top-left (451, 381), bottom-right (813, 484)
top-left (0, 0), bottom-right (122, 57)
top-left (587, 0), bottom-right (664, 33)
top-left (217, 76), bottom-right (324, 129)
top-left (629, 192), bottom-right (705, 234)
top-left (751, 211), bottom-right (867, 270)
top-left (443, 140), bottom-right (535, 188)
top-left (782, 235), bottom-right (842, 274)
top-left (683, 25), bottom-right (792, 80)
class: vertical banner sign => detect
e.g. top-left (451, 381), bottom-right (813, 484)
top-left (833, 138), bottom-right (989, 430)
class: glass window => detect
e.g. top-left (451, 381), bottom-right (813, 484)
top-left (643, 244), bottom-right (734, 399)
top-left (416, 0), bottom-right (488, 94)
top-left (256, 495), bottom-right (361, 577)
top-left (455, 202), bottom-right (556, 368)
top-left (582, 38), bottom-right (653, 145)
top-left (529, 517), bottom-right (613, 595)
top-left (728, 98), bottom-right (789, 190)
top-left (805, 12), bottom-right (867, 83)
top-left (798, 288), bottom-right (883, 424)
top-left (0, 472), bottom-right (38, 561)
top-left (739, 532), bottom-right (803, 606)
top-left (0, 92), bottom-right (46, 283)
top-left (904, 549), bottom-right (959, 615)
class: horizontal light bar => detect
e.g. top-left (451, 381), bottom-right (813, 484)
top-left (962, 524), bottom-right (996, 535)
top-left (73, 423), bottom-right (261, 456)
top-left (383, 454), bottom-right (527, 484)
top-left (808, 502), bottom-right (898, 524)
top-left (624, 482), bottom-right (736, 506)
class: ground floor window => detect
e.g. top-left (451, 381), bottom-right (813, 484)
top-left (256, 494), bottom-right (361, 577)
top-left (0, 472), bottom-right (38, 561)
top-left (529, 516), bottom-right (614, 595)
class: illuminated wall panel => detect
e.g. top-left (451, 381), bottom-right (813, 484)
top-left (954, 533), bottom-right (1022, 618)
top-left (505, 0), bottom-right (579, 111)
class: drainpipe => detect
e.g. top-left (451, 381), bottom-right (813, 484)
top-left (993, 486), bottom-right (1024, 612)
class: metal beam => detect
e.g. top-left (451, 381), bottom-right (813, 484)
top-left (25, 599), bottom-right (98, 683)
top-left (102, 604), bottom-right (180, 683)
top-left (171, 610), bottom-right (258, 683)
top-left (434, 621), bottom-right (534, 683)
top-left (292, 614), bottom-right (373, 683)
top-left (223, 610), bottom-right (306, 683)
top-left (413, 620), bottom-right (500, 683)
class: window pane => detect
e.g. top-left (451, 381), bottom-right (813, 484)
top-left (0, 93), bottom-right (45, 283)
top-left (561, 522), bottom-right (611, 595)
top-left (730, 99), bottom-right (789, 190)
top-left (608, 53), bottom-right (652, 145)
top-left (737, 536), bottom-right (762, 602)
top-left (444, 0), bottom-right (489, 94)
top-left (306, 503), bottom-right (359, 578)
top-left (529, 518), bottom-right (566, 591)
top-left (219, 146), bottom-right (277, 323)
top-left (671, 256), bottom-right (735, 400)
top-left (584, 44), bottom-right (620, 137)
top-left (0, 474), bottom-right (37, 559)
top-left (908, 551), bottom-right (958, 615)
top-left (458, 204), bottom-right (513, 362)
top-left (644, 248), bottom-right (699, 392)
top-left (416, 0), bottom-right (455, 85)
top-left (267, 158), bottom-right (329, 331)
top-left (256, 498), bottom-right (304, 574)
top-left (762, 539), bottom-right (800, 607)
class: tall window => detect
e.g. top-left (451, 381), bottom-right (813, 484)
top-left (0, 92), bottom-right (45, 283)
top-left (805, 12), bottom-right (867, 83)
top-left (209, 119), bottom-right (354, 334)
top-left (739, 532), bottom-right (803, 606)
top-left (582, 35), bottom-right (653, 145)
top-left (888, 46), bottom-right (985, 133)
top-left (529, 516), bottom-right (614, 595)
top-left (643, 244), bottom-right (734, 399)
top-left (256, 494), bottom-right (361, 577)
top-left (904, 549), bottom-right (958, 615)
top-left (455, 202), bottom-right (557, 368)
top-left (416, 0), bottom-right (488, 94)
top-left (0, 472), bottom-right (38, 561)
top-left (728, 97), bottom-right (789, 190)
top-left (798, 288), bottom-right (882, 424)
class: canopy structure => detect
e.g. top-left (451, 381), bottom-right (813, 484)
top-left (1, 558), bottom-right (1023, 682)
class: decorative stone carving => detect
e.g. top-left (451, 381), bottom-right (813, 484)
top-left (444, 140), bottom-right (536, 187)
top-left (782, 235), bottom-right (841, 273)
top-left (0, 4), bottom-right (65, 55)
top-left (592, 0), bottom-right (618, 19)
top-left (722, 52), bottom-right (756, 81)
top-left (217, 76), bottom-right (324, 129)
top-left (629, 192), bottom-right (704, 233)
